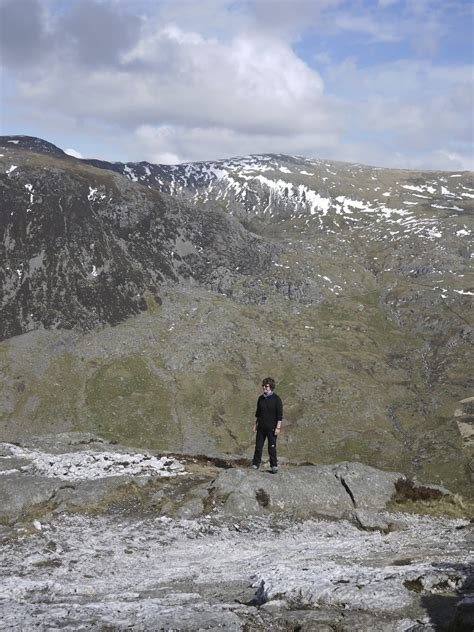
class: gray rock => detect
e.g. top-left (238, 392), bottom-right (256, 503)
top-left (453, 595), bottom-right (474, 632)
top-left (0, 471), bottom-right (151, 524)
top-left (0, 456), bottom-right (30, 472)
top-left (209, 463), bottom-right (409, 518)
top-left (332, 462), bottom-right (403, 508)
top-left (0, 475), bottom-right (59, 523)
top-left (51, 476), bottom-right (141, 512)
top-left (209, 466), bottom-right (354, 517)
top-left (344, 509), bottom-right (405, 533)
top-left (174, 497), bottom-right (206, 519)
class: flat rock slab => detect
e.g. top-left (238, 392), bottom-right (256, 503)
top-left (0, 475), bottom-right (59, 523)
top-left (209, 462), bottom-right (405, 518)
top-left (0, 473), bottom-right (148, 524)
top-left (0, 510), bottom-right (470, 631)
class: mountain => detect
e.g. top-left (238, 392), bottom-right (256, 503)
top-left (0, 135), bottom-right (473, 494)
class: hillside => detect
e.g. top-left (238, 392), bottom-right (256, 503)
top-left (0, 136), bottom-right (473, 494)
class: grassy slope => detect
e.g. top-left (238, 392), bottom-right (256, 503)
top-left (1, 281), bottom-right (470, 496)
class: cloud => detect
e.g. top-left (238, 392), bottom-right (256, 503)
top-left (130, 124), bottom-right (342, 164)
top-left (329, 12), bottom-right (401, 42)
top-left (328, 58), bottom-right (473, 142)
top-left (0, 0), bottom-right (472, 171)
top-left (0, 0), bottom-right (50, 66)
top-left (14, 23), bottom-right (340, 139)
top-left (64, 147), bottom-right (84, 159)
top-left (158, 0), bottom-right (344, 41)
top-left (58, 0), bottom-right (142, 68)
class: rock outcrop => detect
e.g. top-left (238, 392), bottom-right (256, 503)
top-left (454, 397), bottom-right (474, 450)
top-left (0, 433), bottom-right (472, 631)
top-left (208, 462), bottom-right (403, 518)
top-left (0, 433), bottom-right (459, 527)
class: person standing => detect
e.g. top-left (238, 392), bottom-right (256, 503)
top-left (252, 377), bottom-right (283, 473)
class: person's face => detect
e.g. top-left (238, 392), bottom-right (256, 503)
top-left (262, 384), bottom-right (272, 392)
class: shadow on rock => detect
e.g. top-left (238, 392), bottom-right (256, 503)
top-left (418, 561), bottom-right (474, 631)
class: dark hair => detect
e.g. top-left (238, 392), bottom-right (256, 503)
top-left (262, 377), bottom-right (276, 390)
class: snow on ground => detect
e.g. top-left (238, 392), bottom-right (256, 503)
top-left (0, 444), bottom-right (185, 480)
top-left (88, 187), bottom-right (98, 201)
top-left (402, 184), bottom-right (436, 194)
top-left (453, 289), bottom-right (474, 296)
top-left (117, 153), bottom-right (470, 245)
top-left (123, 165), bottom-right (138, 182)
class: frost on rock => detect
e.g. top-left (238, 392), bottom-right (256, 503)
top-left (0, 443), bottom-right (185, 480)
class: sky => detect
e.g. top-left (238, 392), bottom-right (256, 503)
top-left (0, 0), bottom-right (473, 169)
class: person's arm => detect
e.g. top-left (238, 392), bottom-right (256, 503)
top-left (254, 398), bottom-right (260, 432)
top-left (274, 397), bottom-right (283, 434)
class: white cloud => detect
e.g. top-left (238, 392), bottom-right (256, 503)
top-left (15, 24), bottom-right (340, 140)
top-left (1, 0), bottom-right (472, 171)
top-left (64, 147), bottom-right (83, 159)
top-left (331, 12), bottom-right (401, 42)
top-left (326, 58), bottom-right (473, 163)
top-left (131, 124), bottom-right (342, 164)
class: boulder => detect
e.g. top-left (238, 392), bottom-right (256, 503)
top-left (210, 465), bottom-right (353, 518)
top-left (344, 509), bottom-right (405, 533)
top-left (332, 462), bottom-right (403, 508)
top-left (208, 462), bottom-right (412, 518)
top-left (0, 475), bottom-right (59, 523)
top-left (453, 595), bottom-right (474, 631)
top-left (455, 396), bottom-right (474, 453)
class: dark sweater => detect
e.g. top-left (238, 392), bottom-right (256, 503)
top-left (255, 393), bottom-right (283, 430)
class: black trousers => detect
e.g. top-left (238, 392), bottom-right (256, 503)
top-left (253, 426), bottom-right (277, 468)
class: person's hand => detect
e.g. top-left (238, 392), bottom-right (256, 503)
top-left (253, 424), bottom-right (257, 433)
top-left (274, 428), bottom-right (281, 436)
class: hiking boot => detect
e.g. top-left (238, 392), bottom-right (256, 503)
top-left (252, 464), bottom-right (259, 470)
top-left (271, 466), bottom-right (278, 474)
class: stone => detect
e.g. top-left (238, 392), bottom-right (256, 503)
top-left (344, 509), bottom-right (404, 533)
top-left (332, 462), bottom-right (403, 509)
top-left (0, 456), bottom-right (30, 472)
top-left (455, 397), bottom-right (474, 452)
top-left (0, 475), bottom-right (59, 524)
top-left (175, 498), bottom-right (206, 519)
top-left (453, 595), bottom-right (474, 632)
top-left (210, 465), bottom-right (355, 517)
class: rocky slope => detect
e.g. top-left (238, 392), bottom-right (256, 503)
top-left (0, 136), bottom-right (473, 495)
top-left (1, 433), bottom-right (473, 631)
top-left (0, 137), bottom-right (271, 338)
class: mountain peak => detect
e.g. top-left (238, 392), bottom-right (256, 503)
top-left (0, 135), bottom-right (66, 157)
